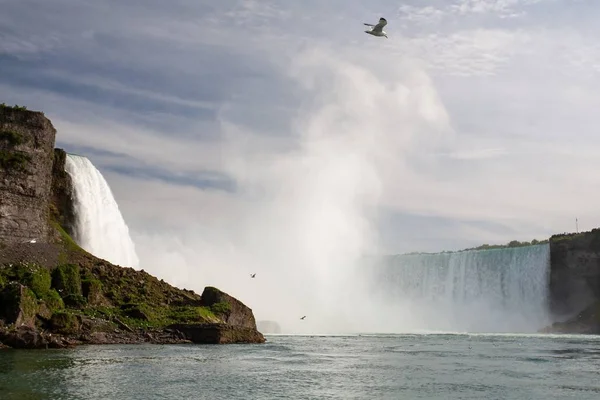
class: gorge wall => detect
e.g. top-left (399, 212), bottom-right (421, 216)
top-left (0, 106), bottom-right (56, 244)
top-left (546, 230), bottom-right (600, 332)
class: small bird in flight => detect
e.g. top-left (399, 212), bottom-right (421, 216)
top-left (364, 17), bottom-right (388, 38)
top-left (300, 316), bottom-right (306, 320)
top-left (250, 273), bottom-right (256, 278)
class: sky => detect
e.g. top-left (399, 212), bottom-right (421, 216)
top-left (2, 0), bottom-right (600, 329)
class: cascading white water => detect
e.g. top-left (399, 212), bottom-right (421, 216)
top-left (64, 154), bottom-right (139, 268)
top-left (367, 244), bottom-right (551, 333)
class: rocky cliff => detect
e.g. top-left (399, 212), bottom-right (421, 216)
top-left (542, 229), bottom-right (600, 334)
top-left (0, 104), bottom-right (265, 348)
top-left (0, 105), bottom-right (56, 244)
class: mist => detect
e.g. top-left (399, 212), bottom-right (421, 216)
top-left (127, 48), bottom-right (455, 334)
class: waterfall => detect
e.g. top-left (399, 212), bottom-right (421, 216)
top-left (64, 154), bottom-right (139, 268)
top-left (367, 244), bottom-right (551, 333)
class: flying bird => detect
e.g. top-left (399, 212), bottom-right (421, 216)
top-left (300, 316), bottom-right (306, 320)
top-left (364, 17), bottom-right (388, 38)
top-left (250, 273), bottom-right (256, 278)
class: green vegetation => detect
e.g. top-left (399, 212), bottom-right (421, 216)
top-left (0, 263), bottom-right (65, 313)
top-left (50, 311), bottom-right (80, 334)
top-left (0, 103), bottom-right (28, 111)
top-left (462, 239), bottom-right (550, 252)
top-left (0, 150), bottom-right (31, 172)
top-left (0, 129), bottom-right (25, 146)
top-left (550, 228), bottom-right (600, 243)
top-left (210, 301), bottom-right (232, 315)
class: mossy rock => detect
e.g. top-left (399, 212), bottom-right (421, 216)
top-left (43, 289), bottom-right (65, 311)
top-left (210, 301), bottom-right (232, 315)
top-left (0, 283), bottom-right (38, 327)
top-left (50, 311), bottom-right (80, 334)
top-left (51, 264), bottom-right (82, 297)
top-left (120, 303), bottom-right (152, 321)
top-left (0, 263), bottom-right (58, 304)
top-left (82, 277), bottom-right (104, 305)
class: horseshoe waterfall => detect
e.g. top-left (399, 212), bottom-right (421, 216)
top-left (366, 244), bottom-right (552, 333)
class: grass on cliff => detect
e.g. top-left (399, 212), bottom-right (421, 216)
top-left (0, 262), bottom-right (65, 314)
top-left (0, 150), bottom-right (31, 172)
top-left (0, 103), bottom-right (28, 111)
top-left (0, 129), bottom-right (25, 146)
top-left (0, 207), bottom-right (224, 332)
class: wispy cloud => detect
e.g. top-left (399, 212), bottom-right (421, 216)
top-left (3, 0), bottom-right (600, 328)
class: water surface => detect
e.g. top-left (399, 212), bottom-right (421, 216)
top-left (1, 333), bottom-right (599, 399)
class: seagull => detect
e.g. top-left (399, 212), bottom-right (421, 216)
top-left (24, 238), bottom-right (36, 243)
top-left (364, 17), bottom-right (388, 38)
top-left (250, 273), bottom-right (256, 278)
top-left (300, 316), bottom-right (306, 320)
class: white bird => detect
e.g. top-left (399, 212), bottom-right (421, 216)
top-left (364, 17), bottom-right (388, 38)
top-left (25, 238), bottom-right (36, 243)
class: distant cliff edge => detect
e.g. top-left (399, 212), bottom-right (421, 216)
top-left (0, 104), bottom-right (265, 349)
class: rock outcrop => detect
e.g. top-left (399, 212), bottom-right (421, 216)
top-left (543, 229), bottom-right (600, 334)
top-left (166, 287), bottom-right (266, 344)
top-left (0, 103), bottom-right (266, 349)
top-left (0, 105), bottom-right (56, 244)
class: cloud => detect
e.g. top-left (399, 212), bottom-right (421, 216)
top-left (4, 0), bottom-right (600, 332)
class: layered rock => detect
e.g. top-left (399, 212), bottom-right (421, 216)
top-left (0, 105), bottom-right (56, 244)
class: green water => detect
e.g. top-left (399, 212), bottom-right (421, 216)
top-left (1, 333), bottom-right (599, 399)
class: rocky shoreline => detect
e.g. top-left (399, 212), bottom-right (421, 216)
top-left (0, 321), bottom-right (266, 350)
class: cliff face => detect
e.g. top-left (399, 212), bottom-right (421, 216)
top-left (549, 230), bottom-right (600, 318)
top-left (544, 229), bottom-right (600, 334)
top-left (50, 148), bottom-right (76, 238)
top-left (0, 104), bottom-right (265, 348)
top-left (0, 106), bottom-right (56, 244)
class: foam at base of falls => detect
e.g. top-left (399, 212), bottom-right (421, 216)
top-left (65, 154), bottom-right (139, 268)
top-left (368, 244), bottom-right (551, 333)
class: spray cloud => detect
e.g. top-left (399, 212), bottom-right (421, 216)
top-left (132, 48), bottom-right (453, 333)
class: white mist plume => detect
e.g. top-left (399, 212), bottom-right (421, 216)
top-left (65, 154), bottom-right (140, 268)
top-left (132, 48), bottom-right (454, 334)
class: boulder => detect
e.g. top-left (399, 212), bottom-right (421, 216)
top-left (0, 326), bottom-right (47, 349)
top-left (0, 282), bottom-right (38, 327)
top-left (200, 286), bottom-right (258, 329)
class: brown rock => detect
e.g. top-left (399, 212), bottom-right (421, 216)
top-left (167, 323), bottom-right (266, 344)
top-left (0, 326), bottom-right (48, 349)
top-left (0, 283), bottom-right (38, 327)
top-left (0, 106), bottom-right (57, 245)
top-left (200, 286), bottom-right (259, 330)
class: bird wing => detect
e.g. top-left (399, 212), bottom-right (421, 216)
top-left (371, 17), bottom-right (387, 33)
